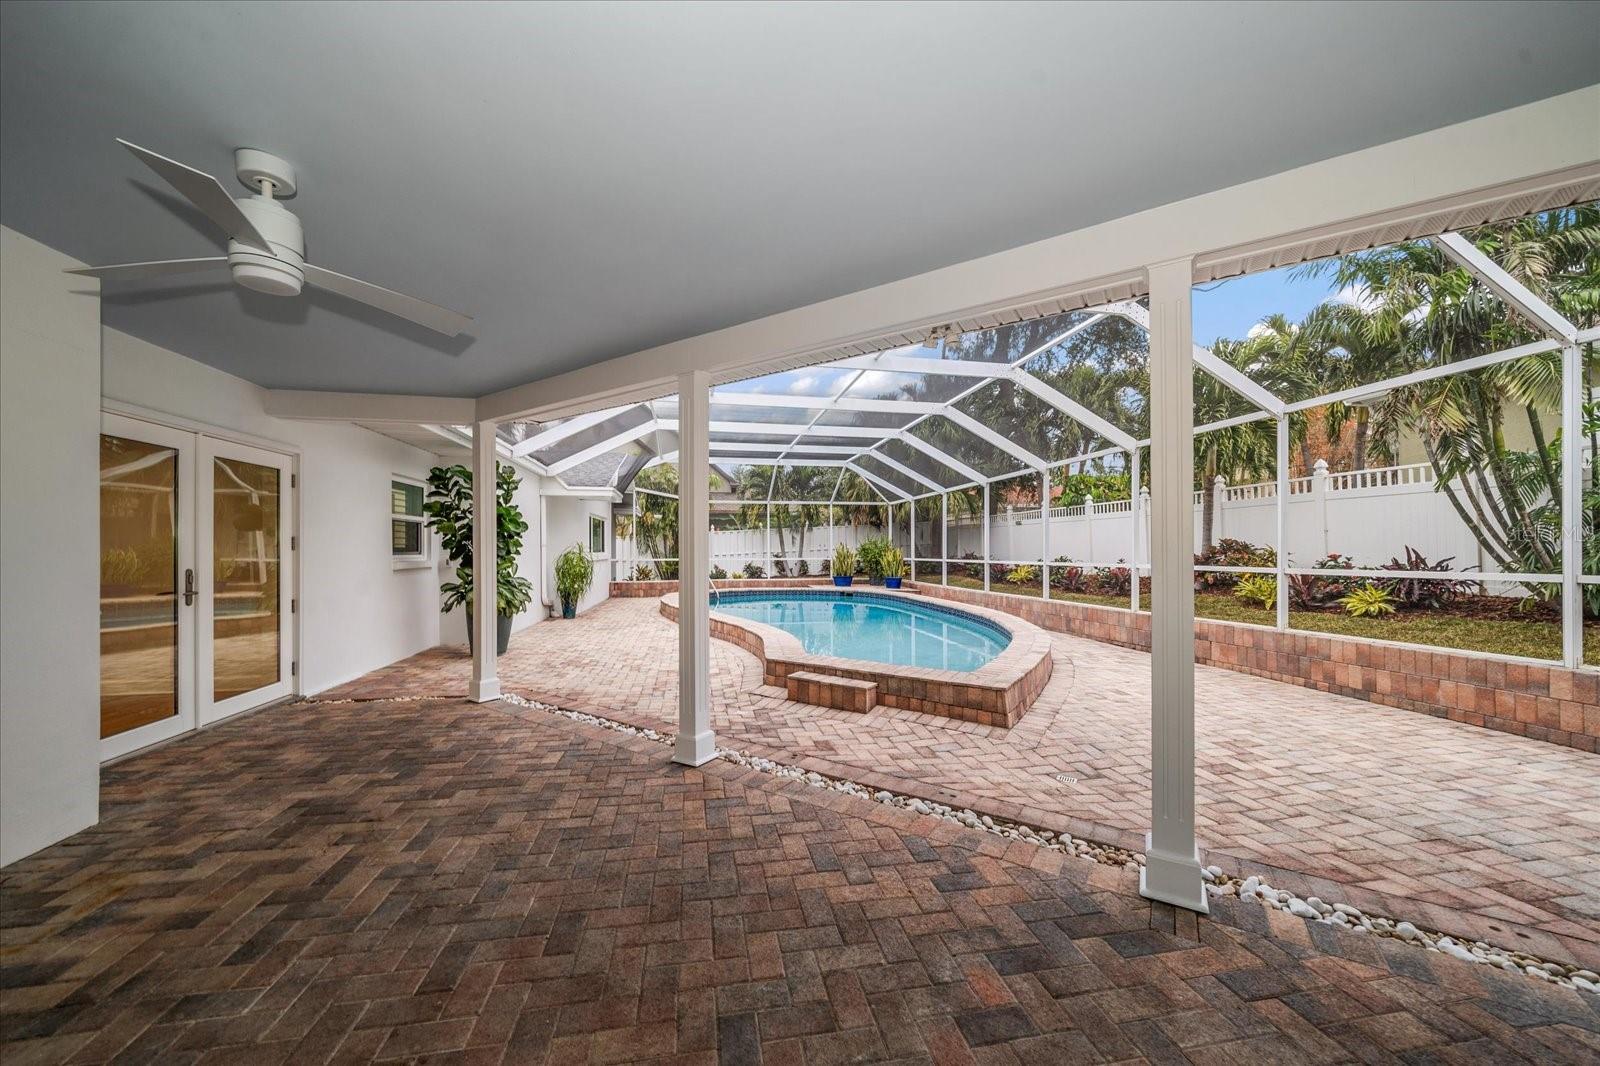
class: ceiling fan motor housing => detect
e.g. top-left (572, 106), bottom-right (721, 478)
top-left (228, 196), bottom-right (304, 296)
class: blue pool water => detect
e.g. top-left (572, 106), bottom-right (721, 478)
top-left (711, 590), bottom-right (1010, 672)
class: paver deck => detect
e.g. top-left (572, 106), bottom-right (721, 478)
top-left (323, 597), bottom-right (1600, 970)
top-left (3, 698), bottom-right (1597, 1063)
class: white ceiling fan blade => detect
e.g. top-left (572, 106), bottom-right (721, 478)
top-left (118, 139), bottom-right (271, 251)
top-left (67, 256), bottom-right (229, 281)
top-left (302, 263), bottom-right (472, 337)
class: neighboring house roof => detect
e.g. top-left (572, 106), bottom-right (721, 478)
top-left (558, 452), bottom-right (630, 489)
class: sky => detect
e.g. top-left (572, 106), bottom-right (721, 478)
top-left (1191, 263), bottom-right (1341, 347)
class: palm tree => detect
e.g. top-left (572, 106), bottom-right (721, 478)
top-left (1194, 337), bottom-right (1277, 549)
top-left (1309, 206), bottom-right (1599, 585)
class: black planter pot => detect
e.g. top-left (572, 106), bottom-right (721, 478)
top-left (465, 608), bottom-right (513, 655)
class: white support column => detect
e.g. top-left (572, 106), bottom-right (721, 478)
top-left (469, 420), bottom-right (501, 702)
top-left (1142, 257), bottom-right (1207, 913)
top-left (1561, 344), bottom-right (1582, 668)
top-left (982, 482), bottom-right (991, 591)
top-left (675, 369), bottom-right (716, 766)
top-left (828, 504), bottom-right (836, 575)
top-left (941, 492), bottom-right (949, 584)
top-left (1130, 449), bottom-right (1142, 611)
top-left (1040, 470), bottom-right (1051, 599)
top-left (1313, 459), bottom-right (1330, 558)
top-left (908, 501), bottom-right (917, 581)
top-left (1275, 416), bottom-right (1290, 631)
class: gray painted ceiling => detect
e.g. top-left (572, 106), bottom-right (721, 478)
top-left (3, 2), bottom-right (1596, 397)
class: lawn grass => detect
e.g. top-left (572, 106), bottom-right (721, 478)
top-left (922, 574), bottom-right (1600, 663)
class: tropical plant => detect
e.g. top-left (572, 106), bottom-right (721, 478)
top-left (1288, 553), bottom-right (1358, 608)
top-left (1093, 564), bottom-right (1133, 597)
top-left (1340, 584), bottom-right (1397, 618)
top-left (710, 565), bottom-right (728, 580)
top-left (1306, 207), bottom-right (1600, 598)
top-left (742, 562), bottom-right (766, 579)
top-left (832, 543), bottom-right (857, 577)
top-left (1049, 556), bottom-right (1089, 593)
top-left (1377, 546), bottom-right (1476, 610)
top-left (1233, 574), bottom-right (1278, 609)
top-left (1192, 337), bottom-right (1278, 548)
top-left (425, 462), bottom-right (535, 616)
top-left (857, 536), bottom-right (893, 580)
top-left (882, 546), bottom-right (908, 579)
top-left (101, 547), bottom-right (140, 586)
top-left (1004, 563), bottom-right (1037, 586)
top-left (554, 543), bottom-right (595, 610)
top-left (1194, 538), bottom-right (1276, 590)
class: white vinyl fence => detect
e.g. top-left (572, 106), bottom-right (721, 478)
top-left (939, 459), bottom-right (1521, 577)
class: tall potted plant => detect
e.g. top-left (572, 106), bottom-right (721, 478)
top-left (424, 462), bottom-right (534, 654)
top-left (554, 543), bottom-right (594, 619)
top-left (831, 544), bottom-right (856, 587)
top-left (881, 546), bottom-right (906, 589)
top-left (857, 536), bottom-right (891, 585)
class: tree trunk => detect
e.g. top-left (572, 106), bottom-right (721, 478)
top-left (1299, 440), bottom-right (1315, 479)
top-left (1201, 477), bottom-right (1217, 551)
top-left (1352, 411), bottom-right (1369, 471)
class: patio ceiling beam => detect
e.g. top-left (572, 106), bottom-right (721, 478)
top-left (846, 461), bottom-right (914, 501)
top-left (658, 420), bottom-right (891, 439)
top-left (508, 401), bottom-right (643, 457)
top-left (938, 408), bottom-right (1050, 470)
top-left (892, 432), bottom-right (987, 485)
top-left (694, 442), bottom-right (864, 455)
top-left (1434, 232), bottom-right (1578, 343)
top-left (1006, 368), bottom-right (1139, 451)
top-left (546, 418), bottom-right (658, 475)
top-left (861, 451), bottom-right (946, 492)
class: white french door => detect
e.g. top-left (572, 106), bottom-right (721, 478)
top-left (99, 413), bottom-right (295, 761)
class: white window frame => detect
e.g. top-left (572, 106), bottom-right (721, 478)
top-left (391, 474), bottom-right (431, 569)
top-left (588, 513), bottom-right (608, 558)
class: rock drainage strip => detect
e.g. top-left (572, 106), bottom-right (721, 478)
top-left (316, 694), bottom-right (1599, 995)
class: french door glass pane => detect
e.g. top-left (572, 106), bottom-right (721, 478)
top-left (100, 434), bottom-right (178, 738)
top-left (214, 457), bottom-right (280, 700)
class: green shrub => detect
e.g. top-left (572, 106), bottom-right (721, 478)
top-left (742, 562), bottom-right (766, 579)
top-left (1194, 538), bottom-right (1276, 590)
top-left (1233, 574), bottom-right (1278, 609)
top-left (1004, 563), bottom-right (1037, 585)
top-left (1340, 584), bottom-right (1397, 617)
top-left (555, 543), bottom-right (594, 609)
top-left (857, 537), bottom-right (892, 580)
top-left (710, 565), bottom-right (728, 580)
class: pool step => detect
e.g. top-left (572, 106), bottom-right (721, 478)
top-left (785, 670), bottom-right (877, 714)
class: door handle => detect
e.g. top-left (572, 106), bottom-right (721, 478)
top-left (183, 568), bottom-right (196, 606)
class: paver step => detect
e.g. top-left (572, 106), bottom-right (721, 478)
top-left (786, 670), bottom-right (877, 713)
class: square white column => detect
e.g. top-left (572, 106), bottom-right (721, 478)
top-left (675, 369), bottom-right (716, 766)
top-left (1142, 257), bottom-right (1207, 913)
top-left (470, 419), bottom-right (501, 703)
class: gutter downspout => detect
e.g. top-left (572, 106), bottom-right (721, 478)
top-left (538, 480), bottom-right (554, 618)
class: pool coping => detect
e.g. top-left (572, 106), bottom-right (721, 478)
top-left (659, 585), bottom-right (1053, 727)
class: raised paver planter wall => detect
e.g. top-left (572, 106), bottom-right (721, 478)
top-left (904, 582), bottom-right (1600, 753)
top-left (612, 577), bottom-right (822, 598)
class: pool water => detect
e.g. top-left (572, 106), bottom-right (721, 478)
top-left (712, 590), bottom-right (1009, 672)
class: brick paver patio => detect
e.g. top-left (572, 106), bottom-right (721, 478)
top-left (3, 698), bottom-right (1597, 1063)
top-left (323, 598), bottom-right (1600, 971)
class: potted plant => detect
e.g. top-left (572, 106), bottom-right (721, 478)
top-left (882, 546), bottom-right (907, 589)
top-left (555, 543), bottom-right (595, 619)
top-left (832, 544), bottom-right (856, 587)
top-left (425, 462), bottom-right (534, 655)
top-left (857, 536), bottom-right (891, 585)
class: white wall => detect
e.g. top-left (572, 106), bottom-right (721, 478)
top-left (0, 227), bottom-right (102, 865)
top-left (546, 494), bottom-right (611, 616)
top-left (101, 330), bottom-right (445, 695)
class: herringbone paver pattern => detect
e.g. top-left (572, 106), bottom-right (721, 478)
top-left (3, 699), bottom-right (1597, 1064)
top-left (322, 598), bottom-right (1600, 970)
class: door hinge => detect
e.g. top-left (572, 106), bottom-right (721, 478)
top-left (291, 473), bottom-right (297, 488)
top-left (290, 536), bottom-right (297, 551)
top-left (291, 598), bottom-right (297, 614)
top-left (291, 661), bottom-right (298, 677)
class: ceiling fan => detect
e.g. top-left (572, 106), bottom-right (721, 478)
top-left (69, 139), bottom-right (472, 337)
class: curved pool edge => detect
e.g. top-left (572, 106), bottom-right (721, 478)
top-left (660, 585), bottom-right (1053, 728)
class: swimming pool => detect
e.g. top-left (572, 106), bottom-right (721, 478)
top-left (711, 589), bottom-right (1011, 672)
